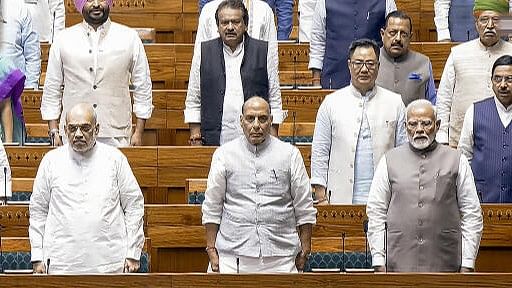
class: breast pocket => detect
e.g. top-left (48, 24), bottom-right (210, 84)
top-left (266, 168), bottom-right (290, 197)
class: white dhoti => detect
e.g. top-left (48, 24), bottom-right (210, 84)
top-left (207, 254), bottom-right (298, 273)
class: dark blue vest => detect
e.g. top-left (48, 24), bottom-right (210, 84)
top-left (448, 0), bottom-right (478, 42)
top-left (200, 36), bottom-right (269, 146)
top-left (472, 97), bottom-right (512, 203)
top-left (322, 0), bottom-right (385, 89)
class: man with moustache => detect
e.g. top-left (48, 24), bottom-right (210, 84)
top-left (459, 55), bottom-right (512, 202)
top-left (376, 10), bottom-right (436, 106)
top-left (311, 38), bottom-right (406, 205)
top-left (29, 103), bottom-right (145, 274)
top-left (185, 0), bottom-right (284, 146)
top-left (437, 0), bottom-right (512, 147)
top-left (367, 100), bottom-right (483, 272)
top-left (41, 0), bottom-right (153, 147)
top-left (202, 96), bottom-right (316, 273)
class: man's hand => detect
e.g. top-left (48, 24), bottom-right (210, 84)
top-left (312, 69), bottom-right (321, 86)
top-left (53, 135), bottom-right (63, 146)
top-left (460, 267), bottom-right (474, 273)
top-left (32, 261), bottom-right (46, 274)
top-left (374, 265), bottom-right (386, 272)
top-left (295, 250), bottom-right (309, 272)
top-left (130, 131), bottom-right (143, 146)
top-left (124, 258), bottom-right (140, 273)
top-left (189, 123), bottom-right (203, 146)
top-left (206, 248), bottom-right (220, 272)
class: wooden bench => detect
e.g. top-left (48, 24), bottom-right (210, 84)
top-left (40, 42), bottom-right (456, 88)
top-left (4, 146), bottom-right (312, 204)
top-left (61, 0), bottom-right (437, 42)
top-left (21, 89), bottom-right (323, 145)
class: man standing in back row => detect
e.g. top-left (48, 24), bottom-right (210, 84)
top-left (41, 0), bottom-right (153, 147)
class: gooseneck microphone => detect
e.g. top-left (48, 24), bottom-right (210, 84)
top-left (51, 11), bottom-right (56, 43)
top-left (341, 232), bottom-right (346, 272)
top-left (291, 111), bottom-right (296, 145)
top-left (236, 257), bottom-right (240, 274)
top-left (363, 219), bottom-right (369, 268)
top-left (46, 258), bottom-right (50, 274)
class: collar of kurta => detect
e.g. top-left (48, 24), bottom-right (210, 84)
top-left (408, 140), bottom-right (439, 155)
top-left (348, 83), bottom-right (378, 100)
top-left (222, 35), bottom-right (245, 56)
top-left (81, 18), bottom-right (111, 37)
top-left (477, 37), bottom-right (506, 52)
top-left (68, 141), bottom-right (99, 163)
top-left (243, 134), bottom-right (272, 154)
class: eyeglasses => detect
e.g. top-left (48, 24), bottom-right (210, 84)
top-left (350, 60), bottom-right (378, 71)
top-left (386, 29), bottom-right (411, 39)
top-left (407, 120), bottom-right (434, 130)
top-left (478, 16), bottom-right (500, 26)
top-left (492, 75), bottom-right (512, 84)
top-left (67, 124), bottom-right (93, 133)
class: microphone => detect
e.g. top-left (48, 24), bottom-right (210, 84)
top-left (328, 190), bottom-right (332, 204)
top-left (193, 191), bottom-right (198, 204)
top-left (3, 167), bottom-right (7, 205)
top-left (363, 219), bottom-right (369, 268)
top-left (341, 232), bottom-right (346, 272)
top-left (293, 54), bottom-right (297, 89)
top-left (384, 222), bottom-right (388, 273)
top-left (291, 111), bottom-right (296, 145)
top-left (236, 257), bottom-right (240, 274)
top-left (46, 258), bottom-right (50, 274)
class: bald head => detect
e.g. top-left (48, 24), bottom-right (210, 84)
top-left (240, 96), bottom-right (272, 145)
top-left (405, 100), bottom-right (440, 150)
top-left (65, 103), bottom-right (99, 153)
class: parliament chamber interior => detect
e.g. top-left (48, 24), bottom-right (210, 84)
top-left (1, 0), bottom-right (512, 286)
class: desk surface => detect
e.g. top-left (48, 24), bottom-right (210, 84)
top-left (0, 273), bottom-right (511, 287)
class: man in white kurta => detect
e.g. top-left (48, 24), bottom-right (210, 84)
top-left (311, 39), bottom-right (406, 205)
top-left (436, 4), bottom-right (512, 147)
top-left (29, 103), bottom-right (144, 274)
top-left (25, 0), bottom-right (65, 43)
top-left (202, 97), bottom-right (316, 273)
top-left (41, 0), bottom-right (153, 147)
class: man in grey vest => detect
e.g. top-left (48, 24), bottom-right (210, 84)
top-left (367, 99), bottom-right (483, 272)
top-left (376, 10), bottom-right (436, 107)
top-left (185, 0), bottom-right (284, 146)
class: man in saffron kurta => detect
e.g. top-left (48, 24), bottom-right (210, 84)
top-left (29, 103), bottom-right (144, 274)
top-left (459, 55), bottom-right (512, 202)
top-left (367, 100), bottom-right (483, 272)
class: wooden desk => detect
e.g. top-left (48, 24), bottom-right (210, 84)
top-left (0, 273), bottom-right (510, 287)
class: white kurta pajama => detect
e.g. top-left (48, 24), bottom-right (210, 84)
top-left (29, 143), bottom-right (145, 274)
top-left (202, 136), bottom-right (317, 273)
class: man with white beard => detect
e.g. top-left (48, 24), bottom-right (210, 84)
top-left (366, 99), bottom-right (483, 272)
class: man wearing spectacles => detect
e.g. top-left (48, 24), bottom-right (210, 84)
top-left (437, 0), bottom-right (512, 148)
top-left (376, 10), bottom-right (437, 107)
top-left (311, 38), bottom-right (407, 205)
top-left (367, 99), bottom-right (483, 272)
top-left (29, 103), bottom-right (145, 274)
top-left (459, 55), bottom-right (512, 202)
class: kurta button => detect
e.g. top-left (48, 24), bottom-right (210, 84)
top-left (418, 201), bottom-right (424, 208)
top-left (89, 49), bottom-right (92, 53)
top-left (350, 163), bottom-right (354, 168)
top-left (394, 79), bottom-right (399, 84)
top-left (93, 85), bottom-right (97, 89)
top-left (353, 11), bottom-right (358, 16)
top-left (418, 237), bottom-right (424, 244)
top-left (419, 185), bottom-right (424, 190)
top-left (93, 103), bottom-right (97, 108)
top-left (503, 157), bottom-right (507, 162)
top-left (418, 219), bottom-right (423, 226)
top-left (422, 154), bottom-right (426, 159)
top-left (349, 179), bottom-right (353, 183)
top-left (354, 25), bottom-right (358, 30)
top-left (89, 67), bottom-right (93, 72)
